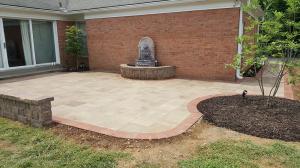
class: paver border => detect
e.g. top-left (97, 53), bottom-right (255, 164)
top-left (53, 98), bottom-right (203, 140)
top-left (52, 79), bottom-right (295, 140)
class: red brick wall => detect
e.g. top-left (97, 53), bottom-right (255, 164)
top-left (57, 21), bottom-right (75, 68)
top-left (86, 8), bottom-right (240, 81)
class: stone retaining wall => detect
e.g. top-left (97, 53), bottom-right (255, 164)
top-left (120, 64), bottom-right (176, 80)
top-left (0, 94), bottom-right (54, 127)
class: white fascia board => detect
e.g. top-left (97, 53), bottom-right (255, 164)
top-left (84, 0), bottom-right (241, 20)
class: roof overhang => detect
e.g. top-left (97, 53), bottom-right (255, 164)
top-left (0, 0), bottom-right (210, 14)
top-left (0, 0), bottom-right (261, 20)
top-left (83, 0), bottom-right (241, 20)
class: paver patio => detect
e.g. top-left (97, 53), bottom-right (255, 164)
top-left (0, 72), bottom-right (284, 139)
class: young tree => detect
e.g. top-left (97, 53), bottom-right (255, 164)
top-left (65, 26), bottom-right (84, 71)
top-left (258, 0), bottom-right (288, 13)
top-left (230, 0), bottom-right (300, 101)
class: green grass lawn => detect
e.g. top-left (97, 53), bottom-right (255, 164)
top-left (0, 118), bottom-right (128, 168)
top-left (0, 117), bottom-right (299, 168)
top-left (135, 162), bottom-right (161, 168)
top-left (179, 140), bottom-right (300, 168)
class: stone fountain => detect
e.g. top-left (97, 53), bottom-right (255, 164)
top-left (136, 37), bottom-right (157, 67)
top-left (120, 37), bottom-right (176, 80)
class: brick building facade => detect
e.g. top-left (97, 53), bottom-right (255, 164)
top-left (1, 0), bottom-right (261, 80)
top-left (86, 8), bottom-right (239, 80)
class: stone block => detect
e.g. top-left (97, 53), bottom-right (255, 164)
top-left (120, 64), bottom-right (176, 80)
top-left (0, 94), bottom-right (54, 127)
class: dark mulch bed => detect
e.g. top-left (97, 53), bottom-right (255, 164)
top-left (197, 95), bottom-right (300, 141)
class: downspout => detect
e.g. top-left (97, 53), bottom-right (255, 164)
top-left (236, 5), bottom-right (244, 79)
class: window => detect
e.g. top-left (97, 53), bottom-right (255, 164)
top-left (76, 22), bottom-right (88, 57)
top-left (0, 18), bottom-right (59, 70)
top-left (32, 21), bottom-right (56, 64)
top-left (3, 19), bottom-right (33, 67)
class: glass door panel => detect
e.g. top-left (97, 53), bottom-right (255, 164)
top-left (76, 22), bottom-right (88, 57)
top-left (3, 19), bottom-right (33, 67)
top-left (32, 21), bottom-right (56, 64)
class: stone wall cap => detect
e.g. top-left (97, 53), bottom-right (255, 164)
top-left (121, 64), bottom-right (176, 69)
top-left (0, 94), bottom-right (54, 104)
top-left (36, 97), bottom-right (55, 103)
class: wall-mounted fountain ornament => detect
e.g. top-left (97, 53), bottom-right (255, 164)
top-left (121, 37), bottom-right (176, 80)
top-left (136, 37), bottom-right (157, 67)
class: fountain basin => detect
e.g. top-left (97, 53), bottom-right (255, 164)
top-left (120, 64), bottom-right (176, 80)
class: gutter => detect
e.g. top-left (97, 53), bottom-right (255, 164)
top-left (236, 5), bottom-right (244, 79)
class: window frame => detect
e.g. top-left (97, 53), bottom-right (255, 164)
top-left (0, 17), bottom-right (60, 71)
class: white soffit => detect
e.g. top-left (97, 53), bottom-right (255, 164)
top-left (84, 0), bottom-right (241, 20)
top-left (0, 0), bottom-right (242, 20)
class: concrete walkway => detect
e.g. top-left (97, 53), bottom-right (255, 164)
top-left (0, 72), bottom-right (284, 139)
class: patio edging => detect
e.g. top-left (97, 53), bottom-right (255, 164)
top-left (52, 98), bottom-right (203, 140)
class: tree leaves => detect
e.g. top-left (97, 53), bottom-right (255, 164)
top-left (65, 26), bottom-right (84, 57)
top-left (229, 0), bottom-right (300, 97)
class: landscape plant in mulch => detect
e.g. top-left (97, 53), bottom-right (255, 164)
top-left (198, 95), bottom-right (300, 141)
top-left (229, 0), bottom-right (300, 98)
top-left (204, 0), bottom-right (300, 141)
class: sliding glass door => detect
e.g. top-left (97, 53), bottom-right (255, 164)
top-left (3, 19), bottom-right (33, 67)
top-left (32, 21), bottom-right (56, 64)
top-left (0, 18), bottom-right (59, 70)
